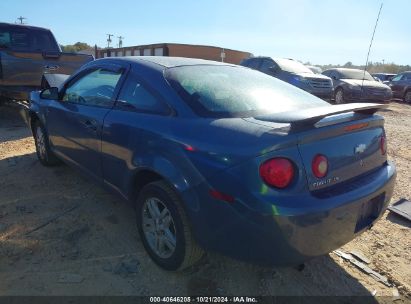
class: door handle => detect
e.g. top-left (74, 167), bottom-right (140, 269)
top-left (83, 120), bottom-right (98, 131)
top-left (44, 65), bottom-right (59, 71)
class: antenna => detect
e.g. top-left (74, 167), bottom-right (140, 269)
top-left (106, 34), bottom-right (114, 48)
top-left (16, 16), bottom-right (27, 24)
top-left (362, 3), bottom-right (383, 88)
top-left (117, 36), bottom-right (124, 48)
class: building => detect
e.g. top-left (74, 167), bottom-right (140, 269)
top-left (96, 43), bottom-right (252, 65)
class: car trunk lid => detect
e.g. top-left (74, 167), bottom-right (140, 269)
top-left (254, 103), bottom-right (388, 191)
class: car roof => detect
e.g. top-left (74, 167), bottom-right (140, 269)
top-left (324, 68), bottom-right (365, 73)
top-left (106, 56), bottom-right (235, 68)
top-left (0, 22), bottom-right (51, 32)
top-left (372, 73), bottom-right (396, 76)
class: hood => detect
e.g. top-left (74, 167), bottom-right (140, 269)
top-left (341, 79), bottom-right (390, 89)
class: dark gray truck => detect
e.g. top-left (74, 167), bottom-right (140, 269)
top-left (0, 22), bottom-right (93, 103)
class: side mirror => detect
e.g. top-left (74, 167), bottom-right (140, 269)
top-left (40, 87), bottom-right (59, 100)
top-left (331, 75), bottom-right (337, 80)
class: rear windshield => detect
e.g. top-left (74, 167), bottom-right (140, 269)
top-left (0, 27), bottom-right (59, 52)
top-left (275, 59), bottom-right (314, 74)
top-left (165, 65), bottom-right (327, 118)
top-left (339, 69), bottom-right (375, 81)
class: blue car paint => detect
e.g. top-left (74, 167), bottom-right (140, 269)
top-left (28, 57), bottom-right (396, 265)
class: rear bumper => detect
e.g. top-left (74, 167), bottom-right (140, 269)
top-left (185, 162), bottom-right (396, 265)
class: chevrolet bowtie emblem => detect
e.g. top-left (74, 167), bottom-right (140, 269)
top-left (355, 144), bottom-right (367, 154)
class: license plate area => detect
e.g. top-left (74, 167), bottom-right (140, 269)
top-left (355, 192), bottom-right (385, 233)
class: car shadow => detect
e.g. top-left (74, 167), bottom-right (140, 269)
top-left (0, 102), bottom-right (32, 143)
top-left (185, 251), bottom-right (381, 299)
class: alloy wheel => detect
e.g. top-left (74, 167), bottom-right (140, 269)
top-left (335, 90), bottom-right (344, 104)
top-left (142, 197), bottom-right (177, 259)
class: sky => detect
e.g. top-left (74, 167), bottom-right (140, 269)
top-left (1, 0), bottom-right (410, 65)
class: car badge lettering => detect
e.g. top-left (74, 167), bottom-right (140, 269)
top-left (312, 176), bottom-right (340, 188)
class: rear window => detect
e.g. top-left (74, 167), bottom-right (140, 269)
top-left (165, 65), bottom-right (327, 118)
top-left (0, 27), bottom-right (59, 52)
top-left (339, 69), bottom-right (375, 81)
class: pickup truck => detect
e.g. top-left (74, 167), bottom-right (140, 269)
top-left (0, 22), bottom-right (93, 103)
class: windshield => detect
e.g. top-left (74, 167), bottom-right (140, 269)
top-left (275, 59), bottom-right (314, 74)
top-left (165, 65), bottom-right (327, 118)
top-left (339, 69), bottom-right (375, 81)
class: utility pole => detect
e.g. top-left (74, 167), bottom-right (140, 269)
top-left (117, 36), bottom-right (124, 48)
top-left (220, 48), bottom-right (226, 62)
top-left (16, 16), bottom-right (27, 24)
top-left (106, 34), bottom-right (114, 48)
top-left (382, 59), bottom-right (385, 65)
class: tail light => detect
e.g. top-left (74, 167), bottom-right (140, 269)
top-left (259, 158), bottom-right (295, 189)
top-left (312, 154), bottom-right (328, 178)
top-left (380, 135), bottom-right (387, 155)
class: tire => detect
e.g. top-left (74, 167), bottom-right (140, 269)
top-left (404, 90), bottom-right (411, 104)
top-left (33, 120), bottom-right (61, 166)
top-left (136, 181), bottom-right (204, 271)
top-left (334, 88), bottom-right (345, 104)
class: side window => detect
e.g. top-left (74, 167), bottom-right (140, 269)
top-left (0, 28), bottom-right (58, 52)
top-left (63, 68), bottom-right (122, 107)
top-left (391, 74), bottom-right (403, 82)
top-left (31, 30), bottom-right (58, 52)
top-left (0, 30), bottom-right (11, 48)
top-left (117, 73), bottom-right (169, 115)
top-left (247, 59), bottom-right (261, 70)
top-left (259, 59), bottom-right (275, 73)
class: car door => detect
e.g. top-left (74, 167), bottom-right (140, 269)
top-left (389, 74), bottom-right (405, 98)
top-left (0, 25), bottom-right (61, 88)
top-left (46, 64), bottom-right (127, 181)
top-left (101, 68), bottom-right (172, 198)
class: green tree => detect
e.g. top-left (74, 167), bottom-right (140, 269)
top-left (61, 42), bottom-right (93, 53)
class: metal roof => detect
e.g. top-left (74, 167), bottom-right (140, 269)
top-left (106, 56), bottom-right (234, 68)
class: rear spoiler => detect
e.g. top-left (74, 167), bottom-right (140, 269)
top-left (255, 103), bottom-right (388, 132)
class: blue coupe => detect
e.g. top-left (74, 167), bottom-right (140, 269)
top-left (27, 57), bottom-right (396, 271)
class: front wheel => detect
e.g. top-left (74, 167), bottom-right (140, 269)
top-left (33, 121), bottom-right (61, 166)
top-left (334, 88), bottom-right (345, 104)
top-left (404, 90), bottom-right (411, 103)
top-left (136, 181), bottom-right (204, 271)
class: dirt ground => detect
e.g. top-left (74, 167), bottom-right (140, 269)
top-left (0, 102), bottom-right (410, 300)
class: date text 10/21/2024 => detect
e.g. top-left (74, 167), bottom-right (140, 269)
top-left (149, 297), bottom-right (259, 303)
